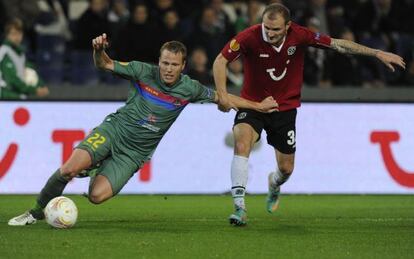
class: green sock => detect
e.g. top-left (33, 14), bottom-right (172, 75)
top-left (30, 169), bottom-right (68, 219)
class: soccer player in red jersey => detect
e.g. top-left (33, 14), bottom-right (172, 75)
top-left (213, 3), bottom-right (406, 226)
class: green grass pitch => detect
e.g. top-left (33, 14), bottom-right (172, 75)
top-left (1, 195), bottom-right (413, 259)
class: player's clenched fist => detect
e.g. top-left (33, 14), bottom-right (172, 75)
top-left (259, 96), bottom-right (279, 113)
top-left (92, 33), bottom-right (109, 51)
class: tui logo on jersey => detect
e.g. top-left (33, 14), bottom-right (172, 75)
top-left (230, 39), bottom-right (240, 52)
top-left (287, 46), bottom-right (296, 56)
top-left (266, 56), bottom-right (290, 81)
top-left (266, 67), bottom-right (287, 81)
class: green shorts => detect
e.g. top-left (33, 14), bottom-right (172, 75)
top-left (76, 119), bottom-right (140, 195)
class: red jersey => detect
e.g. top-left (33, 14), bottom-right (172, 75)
top-left (221, 22), bottom-right (331, 111)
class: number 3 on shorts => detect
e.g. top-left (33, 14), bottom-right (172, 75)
top-left (86, 133), bottom-right (106, 150)
top-left (287, 130), bottom-right (295, 146)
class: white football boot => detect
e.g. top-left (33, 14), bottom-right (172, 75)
top-left (8, 212), bottom-right (37, 226)
top-left (229, 207), bottom-right (248, 226)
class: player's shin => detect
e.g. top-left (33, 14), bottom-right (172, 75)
top-left (266, 169), bottom-right (291, 213)
top-left (271, 168), bottom-right (291, 188)
top-left (29, 169), bottom-right (69, 219)
top-left (230, 155), bottom-right (249, 210)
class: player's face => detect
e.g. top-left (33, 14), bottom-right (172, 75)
top-left (262, 14), bottom-right (290, 46)
top-left (7, 28), bottom-right (23, 46)
top-left (159, 49), bottom-right (186, 86)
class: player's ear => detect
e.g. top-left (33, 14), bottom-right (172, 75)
top-left (285, 20), bottom-right (291, 31)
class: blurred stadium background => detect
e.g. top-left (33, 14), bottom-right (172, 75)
top-left (0, 0), bottom-right (413, 100)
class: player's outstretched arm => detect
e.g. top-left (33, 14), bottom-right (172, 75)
top-left (92, 33), bottom-right (114, 72)
top-left (330, 38), bottom-right (406, 72)
top-left (213, 53), bottom-right (237, 112)
top-left (226, 94), bottom-right (279, 113)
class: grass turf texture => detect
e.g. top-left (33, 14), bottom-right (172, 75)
top-left (1, 195), bottom-right (413, 259)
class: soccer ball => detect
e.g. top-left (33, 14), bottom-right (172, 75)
top-left (23, 67), bottom-right (39, 87)
top-left (44, 196), bottom-right (78, 229)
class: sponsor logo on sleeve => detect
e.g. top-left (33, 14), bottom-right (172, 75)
top-left (230, 39), bottom-right (240, 52)
top-left (119, 61), bottom-right (129, 66)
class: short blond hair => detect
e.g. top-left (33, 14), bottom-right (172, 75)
top-left (262, 3), bottom-right (291, 24)
top-left (160, 41), bottom-right (187, 63)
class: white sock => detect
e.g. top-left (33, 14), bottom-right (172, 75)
top-left (271, 168), bottom-right (291, 188)
top-left (231, 155), bottom-right (249, 210)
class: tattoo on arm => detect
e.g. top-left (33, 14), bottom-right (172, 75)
top-left (330, 39), bottom-right (378, 57)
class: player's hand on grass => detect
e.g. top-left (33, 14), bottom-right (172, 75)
top-left (258, 96), bottom-right (278, 113)
top-left (92, 33), bottom-right (109, 51)
top-left (376, 50), bottom-right (406, 72)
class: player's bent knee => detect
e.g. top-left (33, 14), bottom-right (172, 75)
top-left (88, 175), bottom-right (113, 204)
top-left (234, 141), bottom-right (251, 156)
top-left (279, 162), bottom-right (294, 174)
top-left (88, 189), bottom-right (112, 204)
top-left (279, 165), bottom-right (294, 175)
top-left (88, 193), bottom-right (106, 204)
top-left (60, 165), bottom-right (81, 179)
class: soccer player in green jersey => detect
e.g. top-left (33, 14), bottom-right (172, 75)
top-left (8, 33), bottom-right (278, 226)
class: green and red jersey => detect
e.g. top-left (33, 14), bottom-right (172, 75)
top-left (101, 61), bottom-right (215, 165)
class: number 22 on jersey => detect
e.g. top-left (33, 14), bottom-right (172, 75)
top-left (86, 133), bottom-right (106, 151)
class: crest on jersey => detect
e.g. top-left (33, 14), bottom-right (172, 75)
top-left (147, 114), bottom-right (157, 123)
top-left (137, 114), bottom-right (160, 132)
top-left (287, 46), bottom-right (296, 56)
top-left (237, 112), bottom-right (247, 120)
top-left (230, 39), bottom-right (240, 52)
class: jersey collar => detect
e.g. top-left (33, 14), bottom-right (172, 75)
top-left (261, 23), bottom-right (286, 53)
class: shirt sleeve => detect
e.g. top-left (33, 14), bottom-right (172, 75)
top-left (220, 31), bottom-right (248, 62)
top-left (296, 24), bottom-right (331, 48)
top-left (190, 80), bottom-right (216, 104)
top-left (113, 60), bottom-right (149, 81)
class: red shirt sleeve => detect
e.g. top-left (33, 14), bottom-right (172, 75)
top-left (220, 31), bottom-right (249, 62)
top-left (294, 23), bottom-right (331, 48)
